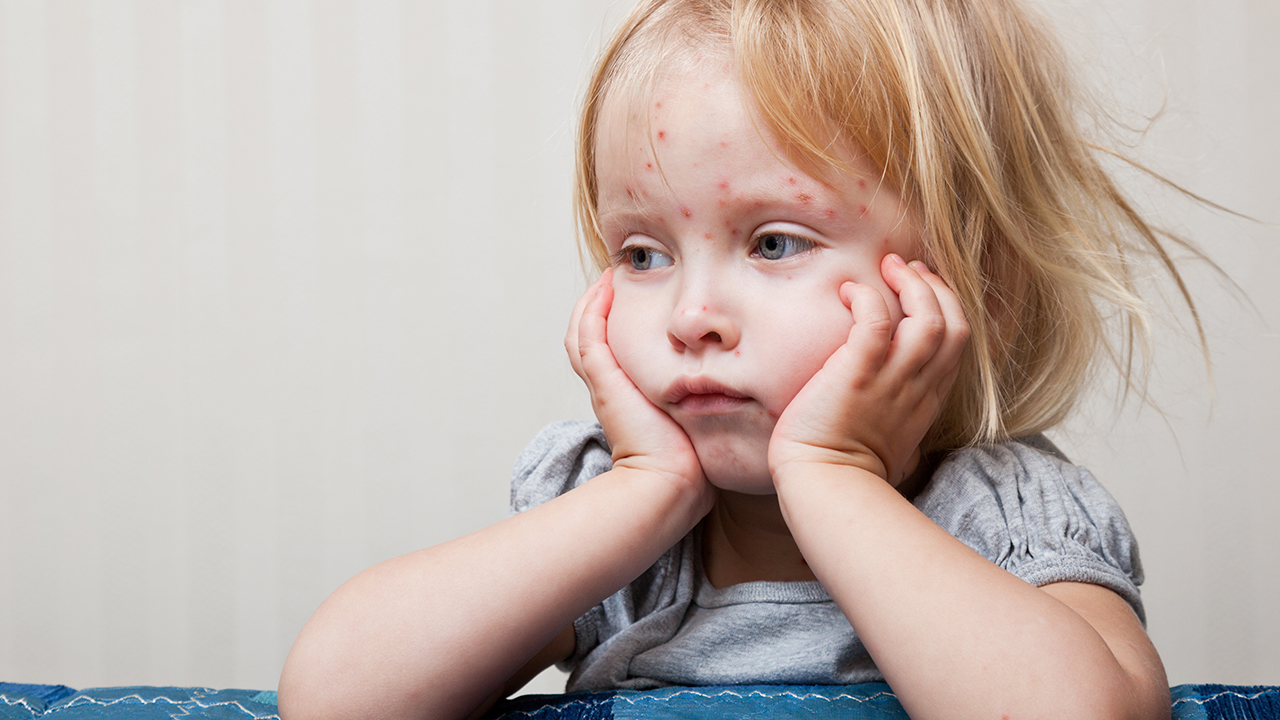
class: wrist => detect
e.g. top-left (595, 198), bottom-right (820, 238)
top-left (608, 462), bottom-right (715, 524)
top-left (771, 454), bottom-right (888, 497)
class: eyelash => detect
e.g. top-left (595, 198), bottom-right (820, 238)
top-left (610, 232), bottom-right (817, 270)
top-left (751, 233), bottom-right (816, 260)
top-left (611, 244), bottom-right (673, 271)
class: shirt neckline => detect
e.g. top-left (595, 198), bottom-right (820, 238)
top-left (691, 528), bottom-right (833, 608)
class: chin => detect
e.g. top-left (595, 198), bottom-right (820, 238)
top-left (687, 432), bottom-right (777, 496)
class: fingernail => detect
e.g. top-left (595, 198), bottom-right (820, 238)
top-left (889, 253), bottom-right (906, 265)
top-left (909, 260), bottom-right (927, 271)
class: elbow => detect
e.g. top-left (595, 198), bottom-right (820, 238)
top-left (277, 617), bottom-right (379, 720)
top-left (1119, 674), bottom-right (1172, 720)
top-left (277, 644), bottom-right (346, 720)
top-left (1083, 666), bottom-right (1170, 720)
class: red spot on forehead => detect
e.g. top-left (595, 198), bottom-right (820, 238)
top-left (646, 162), bottom-right (653, 170)
top-left (704, 232), bottom-right (712, 239)
top-left (655, 101), bottom-right (662, 108)
top-left (859, 205), bottom-right (868, 215)
top-left (787, 176), bottom-right (797, 185)
top-left (825, 208), bottom-right (836, 217)
top-left (718, 180), bottom-right (730, 190)
top-left (720, 140), bottom-right (729, 148)
top-left (682, 207), bottom-right (692, 218)
top-left (657, 130), bottom-right (666, 139)
top-left (797, 192), bottom-right (812, 203)
top-left (857, 179), bottom-right (868, 189)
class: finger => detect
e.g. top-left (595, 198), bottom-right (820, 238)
top-left (881, 255), bottom-right (947, 372)
top-left (840, 281), bottom-right (893, 372)
top-left (912, 262), bottom-right (970, 382)
top-left (576, 269), bottom-right (624, 392)
top-left (565, 272), bottom-right (608, 380)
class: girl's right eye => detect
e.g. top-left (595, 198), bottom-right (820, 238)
top-left (617, 245), bottom-right (673, 271)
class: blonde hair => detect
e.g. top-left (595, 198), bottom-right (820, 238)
top-left (574, 0), bottom-right (1208, 451)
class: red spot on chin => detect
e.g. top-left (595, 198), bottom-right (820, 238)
top-left (655, 101), bottom-right (662, 108)
top-left (701, 306), bottom-right (708, 311)
top-left (825, 208), bottom-right (836, 217)
top-left (720, 140), bottom-right (729, 147)
top-left (682, 208), bottom-right (692, 218)
top-left (657, 130), bottom-right (666, 139)
top-left (704, 232), bottom-right (712, 239)
top-left (797, 192), bottom-right (812, 203)
top-left (731, 228), bottom-right (740, 235)
top-left (718, 180), bottom-right (730, 190)
top-left (787, 176), bottom-right (797, 184)
top-left (735, 350), bottom-right (741, 356)
top-left (646, 162), bottom-right (653, 170)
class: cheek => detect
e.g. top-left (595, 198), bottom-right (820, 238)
top-left (604, 288), bottom-right (664, 394)
top-left (753, 290), bottom-right (854, 410)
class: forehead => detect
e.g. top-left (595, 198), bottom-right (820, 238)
top-left (596, 46), bottom-right (738, 147)
top-left (593, 59), bottom-right (769, 209)
top-left (593, 51), bottom-right (873, 204)
top-left (593, 62), bottom-right (873, 210)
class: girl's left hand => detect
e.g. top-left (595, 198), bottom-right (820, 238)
top-left (768, 255), bottom-right (969, 487)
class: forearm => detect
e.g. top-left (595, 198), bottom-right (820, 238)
top-left (775, 464), bottom-right (1167, 720)
top-left (278, 467), bottom-right (711, 720)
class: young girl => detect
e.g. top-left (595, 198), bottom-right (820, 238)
top-left (279, 0), bottom-right (1189, 718)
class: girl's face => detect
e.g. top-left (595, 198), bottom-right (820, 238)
top-left (595, 55), bottom-right (922, 495)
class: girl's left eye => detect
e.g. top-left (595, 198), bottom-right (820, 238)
top-left (753, 233), bottom-right (814, 260)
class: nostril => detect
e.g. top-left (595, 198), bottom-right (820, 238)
top-left (704, 332), bottom-right (722, 343)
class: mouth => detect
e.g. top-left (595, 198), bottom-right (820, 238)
top-left (663, 377), bottom-right (753, 416)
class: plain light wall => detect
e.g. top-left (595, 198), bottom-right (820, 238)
top-left (0, 0), bottom-right (1275, 695)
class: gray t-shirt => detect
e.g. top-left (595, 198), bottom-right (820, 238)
top-left (509, 421), bottom-right (1144, 692)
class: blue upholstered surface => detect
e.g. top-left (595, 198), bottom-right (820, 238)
top-left (4, 682), bottom-right (1279, 718)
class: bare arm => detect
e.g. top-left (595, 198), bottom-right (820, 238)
top-left (770, 256), bottom-right (1167, 719)
top-left (775, 464), bottom-right (1168, 720)
top-left (279, 271), bottom-right (713, 720)
top-left (278, 464), bottom-right (707, 720)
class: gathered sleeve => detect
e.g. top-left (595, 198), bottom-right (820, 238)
top-left (509, 420), bottom-right (614, 516)
top-left (915, 441), bottom-right (1146, 624)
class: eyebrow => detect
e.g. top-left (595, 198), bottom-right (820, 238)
top-left (595, 204), bottom-right (662, 238)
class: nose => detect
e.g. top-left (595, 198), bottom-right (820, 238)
top-left (667, 281), bottom-right (741, 353)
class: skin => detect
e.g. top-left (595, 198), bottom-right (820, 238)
top-left (277, 52), bottom-right (1170, 720)
top-left (597, 57), bottom-right (922, 495)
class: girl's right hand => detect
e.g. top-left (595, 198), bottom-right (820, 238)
top-left (566, 270), bottom-right (710, 500)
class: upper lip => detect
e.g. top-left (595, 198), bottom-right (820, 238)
top-left (663, 376), bottom-right (751, 404)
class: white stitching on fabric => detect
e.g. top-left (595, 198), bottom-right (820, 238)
top-left (1, 694), bottom-right (44, 714)
top-left (500, 687), bottom-right (902, 716)
top-left (50, 691), bottom-right (278, 719)
top-left (1171, 688), bottom-right (1280, 707)
top-left (613, 688), bottom-right (900, 705)
top-left (494, 698), bottom-right (612, 719)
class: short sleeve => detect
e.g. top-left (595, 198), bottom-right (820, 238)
top-left (509, 421), bottom-right (613, 516)
top-left (916, 441), bottom-right (1146, 624)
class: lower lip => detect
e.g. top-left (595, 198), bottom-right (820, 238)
top-left (676, 394), bottom-right (752, 416)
